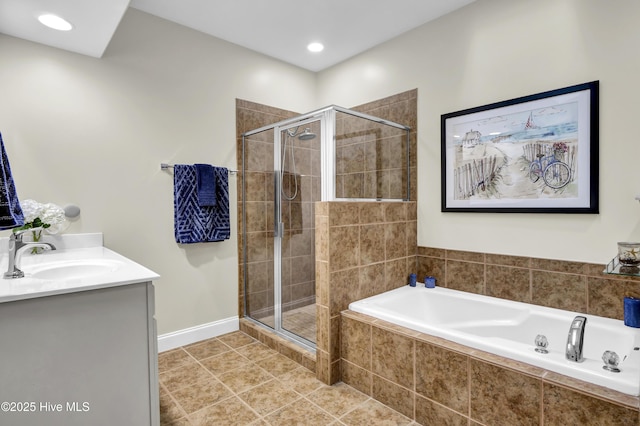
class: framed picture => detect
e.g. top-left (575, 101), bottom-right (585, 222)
top-left (441, 81), bottom-right (599, 213)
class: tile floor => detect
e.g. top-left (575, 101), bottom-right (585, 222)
top-left (159, 331), bottom-right (417, 425)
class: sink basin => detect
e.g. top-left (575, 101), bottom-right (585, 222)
top-left (28, 259), bottom-right (125, 280)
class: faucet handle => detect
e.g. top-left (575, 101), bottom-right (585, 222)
top-left (534, 334), bottom-right (549, 354)
top-left (11, 228), bottom-right (30, 239)
top-left (602, 350), bottom-right (621, 373)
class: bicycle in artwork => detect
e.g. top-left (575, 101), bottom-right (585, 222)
top-left (528, 142), bottom-right (571, 189)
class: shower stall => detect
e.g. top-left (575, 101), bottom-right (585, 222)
top-left (241, 105), bottom-right (410, 350)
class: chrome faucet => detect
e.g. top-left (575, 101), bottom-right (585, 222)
top-left (566, 315), bottom-right (587, 362)
top-left (4, 229), bottom-right (56, 279)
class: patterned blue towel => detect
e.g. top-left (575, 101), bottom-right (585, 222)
top-left (0, 133), bottom-right (24, 230)
top-left (174, 164), bottom-right (230, 243)
top-left (195, 163), bottom-right (216, 207)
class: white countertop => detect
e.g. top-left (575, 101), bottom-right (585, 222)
top-left (0, 233), bottom-right (160, 303)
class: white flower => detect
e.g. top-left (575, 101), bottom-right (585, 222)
top-left (20, 199), bottom-right (43, 224)
top-left (40, 203), bottom-right (65, 227)
top-left (16, 199), bottom-right (67, 235)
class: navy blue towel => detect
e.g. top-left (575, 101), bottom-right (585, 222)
top-left (0, 133), bottom-right (24, 230)
top-left (174, 164), bottom-right (230, 243)
top-left (195, 163), bottom-right (216, 207)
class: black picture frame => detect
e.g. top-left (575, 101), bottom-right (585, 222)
top-left (441, 81), bottom-right (599, 213)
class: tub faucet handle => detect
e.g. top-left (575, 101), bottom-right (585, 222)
top-left (534, 334), bottom-right (549, 354)
top-left (602, 350), bottom-right (621, 373)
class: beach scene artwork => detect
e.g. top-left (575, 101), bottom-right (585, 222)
top-left (449, 101), bottom-right (579, 202)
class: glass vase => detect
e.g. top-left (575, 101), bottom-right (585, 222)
top-left (30, 228), bottom-right (43, 254)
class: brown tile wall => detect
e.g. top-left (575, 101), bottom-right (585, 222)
top-left (341, 310), bottom-right (640, 425)
top-left (417, 247), bottom-right (640, 321)
top-left (315, 201), bottom-right (418, 384)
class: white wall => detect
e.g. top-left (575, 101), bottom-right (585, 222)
top-left (0, 9), bottom-right (316, 334)
top-left (318, 0), bottom-right (640, 263)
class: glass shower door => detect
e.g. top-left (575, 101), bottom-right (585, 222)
top-left (242, 127), bottom-right (276, 331)
top-left (276, 119), bottom-right (321, 345)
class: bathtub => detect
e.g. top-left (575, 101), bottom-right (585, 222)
top-left (348, 284), bottom-right (640, 396)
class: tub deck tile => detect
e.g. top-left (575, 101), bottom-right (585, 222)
top-left (543, 370), bottom-right (640, 410)
top-left (415, 340), bottom-right (468, 413)
top-left (468, 348), bottom-right (546, 379)
top-left (411, 329), bottom-right (473, 355)
top-left (470, 358), bottom-right (541, 426)
top-left (371, 318), bottom-right (422, 338)
top-left (543, 382), bottom-right (639, 425)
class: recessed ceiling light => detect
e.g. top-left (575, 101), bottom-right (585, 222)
top-left (307, 42), bottom-right (324, 53)
top-left (38, 14), bottom-right (73, 31)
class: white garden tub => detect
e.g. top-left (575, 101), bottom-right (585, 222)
top-left (348, 284), bottom-right (640, 396)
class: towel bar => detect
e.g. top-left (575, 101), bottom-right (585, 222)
top-left (160, 163), bottom-right (237, 174)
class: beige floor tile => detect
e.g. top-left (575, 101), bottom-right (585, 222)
top-left (200, 350), bottom-right (251, 375)
top-left (308, 383), bottom-right (370, 417)
top-left (184, 338), bottom-right (232, 360)
top-left (340, 399), bottom-right (413, 426)
top-left (257, 353), bottom-right (301, 377)
top-left (278, 367), bottom-right (324, 395)
top-left (171, 377), bottom-right (232, 414)
top-left (189, 396), bottom-right (258, 426)
top-left (162, 416), bottom-right (192, 426)
top-left (265, 398), bottom-right (336, 425)
top-left (158, 348), bottom-right (195, 372)
top-left (217, 363), bottom-right (274, 394)
top-left (160, 363), bottom-right (213, 393)
top-left (238, 379), bottom-right (301, 416)
top-left (160, 392), bottom-right (187, 425)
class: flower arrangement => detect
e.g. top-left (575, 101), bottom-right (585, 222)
top-left (552, 141), bottom-right (568, 153)
top-left (552, 142), bottom-right (568, 161)
top-left (14, 200), bottom-right (66, 249)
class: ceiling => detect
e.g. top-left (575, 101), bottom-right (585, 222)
top-left (0, 0), bottom-right (475, 72)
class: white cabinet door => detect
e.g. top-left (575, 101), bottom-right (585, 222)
top-left (0, 282), bottom-right (159, 426)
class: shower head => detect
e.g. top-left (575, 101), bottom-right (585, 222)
top-left (297, 128), bottom-right (316, 140)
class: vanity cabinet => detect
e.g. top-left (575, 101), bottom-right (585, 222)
top-left (0, 281), bottom-right (159, 426)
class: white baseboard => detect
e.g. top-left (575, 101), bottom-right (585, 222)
top-left (157, 316), bottom-right (239, 353)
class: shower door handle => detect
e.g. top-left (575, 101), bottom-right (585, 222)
top-left (273, 171), bottom-right (284, 238)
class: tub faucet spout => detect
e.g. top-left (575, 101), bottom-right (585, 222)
top-left (566, 316), bottom-right (587, 362)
